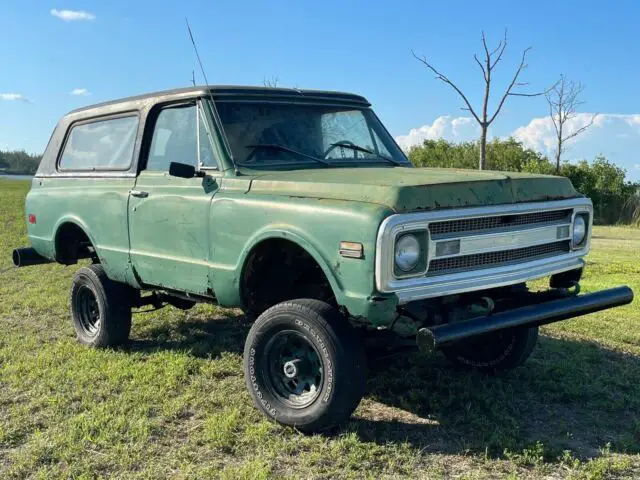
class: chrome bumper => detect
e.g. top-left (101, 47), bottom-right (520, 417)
top-left (394, 255), bottom-right (585, 304)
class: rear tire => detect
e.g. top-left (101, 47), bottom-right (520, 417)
top-left (243, 299), bottom-right (366, 432)
top-left (70, 264), bottom-right (132, 347)
top-left (441, 326), bottom-right (538, 373)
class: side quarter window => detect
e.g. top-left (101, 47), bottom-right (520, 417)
top-left (59, 115), bottom-right (139, 170)
top-left (146, 105), bottom-right (198, 171)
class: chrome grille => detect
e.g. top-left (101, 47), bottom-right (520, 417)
top-left (427, 241), bottom-right (571, 276)
top-left (429, 209), bottom-right (572, 236)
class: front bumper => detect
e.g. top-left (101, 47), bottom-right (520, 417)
top-left (394, 255), bottom-right (586, 304)
top-left (416, 286), bottom-right (634, 353)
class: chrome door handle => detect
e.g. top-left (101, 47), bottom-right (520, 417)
top-left (130, 190), bottom-right (149, 198)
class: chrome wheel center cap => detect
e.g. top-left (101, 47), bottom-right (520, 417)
top-left (283, 360), bottom-right (298, 378)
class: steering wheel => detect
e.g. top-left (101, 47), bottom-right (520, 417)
top-left (323, 140), bottom-right (356, 159)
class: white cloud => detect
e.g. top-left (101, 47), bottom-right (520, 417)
top-left (395, 115), bottom-right (479, 150)
top-left (0, 93), bottom-right (30, 103)
top-left (51, 9), bottom-right (96, 21)
top-left (397, 112), bottom-right (640, 181)
top-left (512, 113), bottom-right (606, 153)
top-left (511, 114), bottom-right (640, 180)
top-left (70, 88), bottom-right (90, 96)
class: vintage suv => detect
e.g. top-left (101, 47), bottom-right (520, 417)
top-left (13, 86), bottom-right (633, 432)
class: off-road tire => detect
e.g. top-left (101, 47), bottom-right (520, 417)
top-left (70, 264), bottom-right (132, 347)
top-left (243, 299), bottom-right (366, 432)
top-left (441, 326), bottom-right (538, 373)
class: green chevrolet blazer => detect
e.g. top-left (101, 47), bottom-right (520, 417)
top-left (13, 86), bottom-right (633, 431)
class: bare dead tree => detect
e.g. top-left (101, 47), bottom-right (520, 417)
top-left (546, 74), bottom-right (597, 172)
top-left (413, 30), bottom-right (547, 170)
top-left (263, 75), bottom-right (279, 88)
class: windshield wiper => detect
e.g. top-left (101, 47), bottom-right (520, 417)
top-left (330, 142), bottom-right (402, 166)
top-left (239, 143), bottom-right (332, 168)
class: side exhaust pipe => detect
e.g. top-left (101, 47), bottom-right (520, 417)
top-left (417, 286), bottom-right (634, 354)
top-left (12, 247), bottom-right (53, 267)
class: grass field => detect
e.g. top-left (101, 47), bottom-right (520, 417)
top-left (1, 178), bottom-right (639, 479)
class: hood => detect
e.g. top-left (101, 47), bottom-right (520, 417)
top-left (247, 167), bottom-right (581, 212)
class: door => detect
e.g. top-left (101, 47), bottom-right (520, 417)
top-left (128, 100), bottom-right (220, 294)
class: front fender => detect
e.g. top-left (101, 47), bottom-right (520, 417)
top-left (208, 193), bottom-right (399, 325)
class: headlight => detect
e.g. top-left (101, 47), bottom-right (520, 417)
top-left (395, 234), bottom-right (421, 272)
top-left (572, 215), bottom-right (587, 246)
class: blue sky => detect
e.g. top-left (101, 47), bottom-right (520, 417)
top-left (1, 1), bottom-right (639, 180)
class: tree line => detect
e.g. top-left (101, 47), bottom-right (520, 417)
top-left (0, 150), bottom-right (41, 175)
top-left (408, 137), bottom-right (640, 225)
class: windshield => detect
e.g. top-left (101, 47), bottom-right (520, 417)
top-left (215, 101), bottom-right (410, 168)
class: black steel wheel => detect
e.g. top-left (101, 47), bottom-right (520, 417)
top-left (244, 299), bottom-right (366, 432)
top-left (441, 326), bottom-right (538, 373)
top-left (74, 284), bottom-right (101, 337)
top-left (70, 264), bottom-right (132, 347)
top-left (264, 331), bottom-right (324, 408)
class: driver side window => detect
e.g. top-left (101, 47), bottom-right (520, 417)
top-left (147, 105), bottom-right (197, 171)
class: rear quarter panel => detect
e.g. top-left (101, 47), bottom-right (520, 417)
top-left (26, 176), bottom-right (136, 283)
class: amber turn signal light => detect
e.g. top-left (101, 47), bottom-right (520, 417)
top-left (339, 241), bottom-right (364, 259)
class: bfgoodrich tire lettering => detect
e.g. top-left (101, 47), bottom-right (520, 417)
top-left (243, 299), bottom-right (366, 432)
top-left (70, 264), bottom-right (132, 348)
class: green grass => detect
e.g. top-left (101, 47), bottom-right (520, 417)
top-left (1, 178), bottom-right (639, 479)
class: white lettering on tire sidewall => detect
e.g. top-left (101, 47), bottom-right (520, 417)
top-left (248, 346), bottom-right (278, 417)
top-left (294, 318), bottom-right (334, 403)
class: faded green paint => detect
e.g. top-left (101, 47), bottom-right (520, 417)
top-left (26, 176), bottom-right (137, 285)
top-left (246, 167), bottom-right (579, 212)
top-left (22, 86), bottom-right (584, 328)
top-left (206, 185), bottom-right (396, 323)
top-left (25, 164), bottom-right (580, 327)
top-left (128, 170), bottom-right (220, 294)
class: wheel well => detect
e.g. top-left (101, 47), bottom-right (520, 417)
top-left (54, 222), bottom-right (95, 265)
top-left (240, 238), bottom-right (336, 315)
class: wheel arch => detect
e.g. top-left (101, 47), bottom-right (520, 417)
top-left (53, 215), bottom-right (100, 265)
top-left (237, 227), bottom-right (345, 313)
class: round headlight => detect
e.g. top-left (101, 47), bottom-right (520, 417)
top-left (572, 215), bottom-right (587, 246)
top-left (395, 234), bottom-right (421, 272)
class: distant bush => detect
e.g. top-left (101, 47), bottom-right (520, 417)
top-left (0, 150), bottom-right (41, 175)
top-left (408, 138), bottom-right (640, 225)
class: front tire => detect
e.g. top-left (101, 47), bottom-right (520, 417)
top-left (243, 299), bottom-right (366, 432)
top-left (441, 326), bottom-right (538, 373)
top-left (70, 264), bottom-right (132, 347)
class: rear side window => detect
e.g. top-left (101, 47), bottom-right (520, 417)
top-left (59, 115), bottom-right (139, 170)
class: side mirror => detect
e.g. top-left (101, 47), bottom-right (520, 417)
top-left (169, 162), bottom-right (196, 178)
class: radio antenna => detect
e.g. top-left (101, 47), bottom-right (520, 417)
top-left (185, 17), bottom-right (239, 175)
